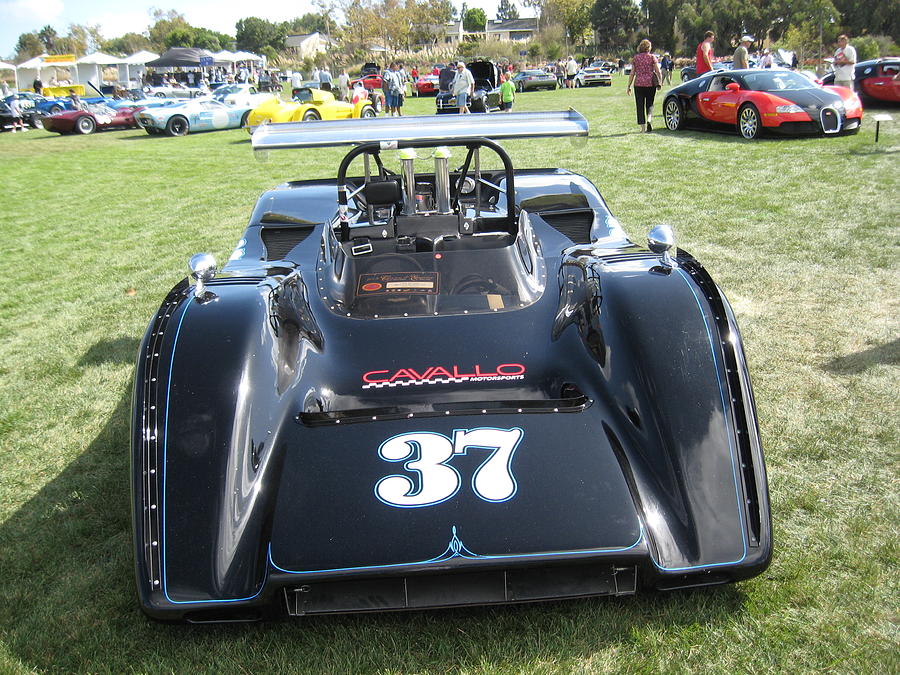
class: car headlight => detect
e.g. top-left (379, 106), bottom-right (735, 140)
top-left (832, 99), bottom-right (844, 109)
top-left (775, 104), bottom-right (804, 113)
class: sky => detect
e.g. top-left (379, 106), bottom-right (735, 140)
top-left (1, 0), bottom-right (532, 60)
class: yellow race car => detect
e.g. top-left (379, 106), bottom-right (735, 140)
top-left (246, 87), bottom-right (377, 132)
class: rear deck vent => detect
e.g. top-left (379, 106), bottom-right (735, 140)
top-left (262, 227), bottom-right (312, 260)
top-left (540, 210), bottom-right (594, 243)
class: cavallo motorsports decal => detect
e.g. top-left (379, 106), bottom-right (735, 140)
top-left (375, 427), bottom-right (524, 507)
top-left (361, 363), bottom-right (526, 389)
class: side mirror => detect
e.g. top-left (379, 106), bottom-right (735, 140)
top-left (726, 82), bottom-right (741, 92)
top-left (647, 225), bottom-right (676, 268)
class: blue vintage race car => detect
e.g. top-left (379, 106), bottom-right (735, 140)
top-left (132, 112), bottom-right (771, 621)
top-left (136, 99), bottom-right (254, 136)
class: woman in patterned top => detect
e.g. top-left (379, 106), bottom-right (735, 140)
top-left (626, 39), bottom-right (663, 133)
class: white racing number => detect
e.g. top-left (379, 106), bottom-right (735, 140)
top-left (375, 427), bottom-right (523, 508)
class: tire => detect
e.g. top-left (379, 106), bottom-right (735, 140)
top-left (30, 114), bottom-right (45, 129)
top-left (155, 92), bottom-right (166, 98)
top-left (517, 82), bottom-right (524, 93)
top-left (574, 79), bottom-right (581, 88)
top-left (75, 116), bottom-right (96, 134)
top-left (165, 115), bottom-right (189, 136)
top-left (663, 97), bottom-right (684, 131)
top-left (737, 103), bottom-right (761, 139)
top-left (681, 71), bottom-right (690, 82)
top-left (50, 104), bottom-right (63, 114)
top-left (361, 106), bottom-right (376, 118)
top-left (239, 111), bottom-right (250, 128)
top-left (302, 109), bottom-right (320, 121)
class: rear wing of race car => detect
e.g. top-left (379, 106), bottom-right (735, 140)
top-left (250, 109), bottom-right (589, 151)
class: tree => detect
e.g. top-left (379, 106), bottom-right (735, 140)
top-left (547, 0), bottom-right (593, 43)
top-left (497, 0), bottom-right (521, 21)
top-left (283, 13), bottom-right (336, 35)
top-left (590, 0), bottom-right (641, 50)
top-left (148, 9), bottom-right (192, 52)
top-left (165, 27), bottom-right (195, 48)
top-left (102, 32), bottom-right (153, 56)
top-left (38, 26), bottom-right (58, 52)
top-left (15, 33), bottom-right (44, 61)
top-left (235, 17), bottom-right (286, 53)
top-left (463, 7), bottom-right (487, 32)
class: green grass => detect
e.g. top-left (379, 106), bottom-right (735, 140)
top-left (0, 81), bottom-right (898, 673)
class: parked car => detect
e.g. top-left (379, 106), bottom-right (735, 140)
top-left (511, 69), bottom-right (558, 92)
top-left (42, 102), bottom-right (141, 134)
top-left (574, 67), bottom-right (612, 87)
top-left (436, 61), bottom-right (502, 113)
top-left (136, 99), bottom-right (254, 136)
top-left (144, 83), bottom-right (205, 99)
top-left (663, 68), bottom-right (863, 139)
top-left (212, 83), bottom-right (277, 108)
top-left (822, 58), bottom-right (900, 104)
top-left (246, 87), bottom-right (376, 132)
top-left (132, 110), bottom-right (771, 621)
top-left (415, 74), bottom-right (440, 96)
top-left (1, 95), bottom-right (49, 129)
top-left (680, 61), bottom-right (731, 82)
top-left (351, 73), bottom-right (384, 91)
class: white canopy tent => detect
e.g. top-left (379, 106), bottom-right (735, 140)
top-left (76, 52), bottom-right (123, 87)
top-left (212, 50), bottom-right (241, 63)
top-left (0, 60), bottom-right (18, 90)
top-left (118, 50), bottom-right (158, 86)
top-left (16, 54), bottom-right (79, 90)
top-left (232, 51), bottom-right (263, 62)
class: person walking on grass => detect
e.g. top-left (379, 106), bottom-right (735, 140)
top-left (626, 39), bottom-right (663, 133)
top-left (733, 36), bottom-right (752, 70)
top-left (8, 95), bottom-right (26, 132)
top-left (451, 61), bottom-right (474, 114)
top-left (833, 34), bottom-right (857, 90)
top-left (499, 72), bottom-right (515, 111)
top-left (696, 31), bottom-right (715, 76)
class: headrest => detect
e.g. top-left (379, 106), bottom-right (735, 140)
top-left (364, 179), bottom-right (402, 207)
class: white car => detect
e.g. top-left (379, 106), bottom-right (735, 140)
top-left (144, 84), bottom-right (205, 99)
top-left (212, 84), bottom-right (276, 108)
top-left (574, 67), bottom-right (613, 87)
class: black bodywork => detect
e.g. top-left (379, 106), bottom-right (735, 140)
top-left (436, 61), bottom-right (501, 113)
top-left (132, 125), bottom-right (771, 622)
top-left (664, 69), bottom-right (861, 136)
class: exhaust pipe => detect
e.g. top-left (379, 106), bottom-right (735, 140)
top-left (434, 146), bottom-right (452, 214)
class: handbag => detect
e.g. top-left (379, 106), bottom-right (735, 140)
top-left (651, 69), bottom-right (661, 88)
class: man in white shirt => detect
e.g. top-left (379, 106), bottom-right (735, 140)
top-left (833, 34), bottom-right (857, 89)
top-left (565, 56), bottom-right (578, 88)
top-left (451, 61), bottom-right (474, 113)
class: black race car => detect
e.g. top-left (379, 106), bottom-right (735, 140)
top-left (436, 61), bottom-right (502, 113)
top-left (664, 69), bottom-right (863, 138)
top-left (132, 111), bottom-right (771, 621)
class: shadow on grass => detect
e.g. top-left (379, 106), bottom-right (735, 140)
top-left (0, 336), bottom-right (747, 672)
top-left (823, 337), bottom-right (900, 374)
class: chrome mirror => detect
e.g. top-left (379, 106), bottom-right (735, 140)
top-left (647, 225), bottom-right (676, 268)
top-left (189, 253), bottom-right (217, 297)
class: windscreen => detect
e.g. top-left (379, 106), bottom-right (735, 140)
top-left (743, 71), bottom-right (815, 92)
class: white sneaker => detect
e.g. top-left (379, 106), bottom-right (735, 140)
top-left (11, 129), bottom-right (16, 133)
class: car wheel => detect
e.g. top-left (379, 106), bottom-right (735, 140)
top-left (76, 116), bottom-right (96, 134)
top-left (681, 71), bottom-right (690, 82)
top-left (737, 103), bottom-right (761, 139)
top-left (30, 114), bottom-right (45, 129)
top-left (165, 115), bottom-right (189, 136)
top-left (50, 104), bottom-right (63, 114)
top-left (517, 82), bottom-right (524, 93)
top-left (240, 111), bottom-right (250, 128)
top-left (663, 97), bottom-right (684, 131)
top-left (361, 106), bottom-right (376, 118)
top-left (302, 109), bottom-right (320, 121)
top-left (574, 79), bottom-right (581, 88)
top-left (156, 92), bottom-right (166, 98)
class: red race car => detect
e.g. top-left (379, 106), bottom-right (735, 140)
top-left (664, 69), bottom-right (863, 139)
top-left (823, 58), bottom-right (900, 104)
top-left (43, 102), bottom-right (142, 135)
top-left (415, 74), bottom-right (440, 95)
top-left (350, 73), bottom-right (383, 91)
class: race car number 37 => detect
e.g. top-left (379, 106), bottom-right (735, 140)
top-left (375, 428), bottom-right (523, 508)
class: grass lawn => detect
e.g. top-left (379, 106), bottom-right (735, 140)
top-left (0, 81), bottom-right (897, 673)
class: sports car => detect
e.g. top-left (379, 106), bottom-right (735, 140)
top-left (42, 102), bottom-right (141, 134)
top-left (415, 74), bottom-right (440, 95)
top-left (574, 67), bottom-right (612, 87)
top-left (144, 83), bottom-right (205, 99)
top-left (822, 58), bottom-right (900, 104)
top-left (246, 87), bottom-right (377, 132)
top-left (351, 73), bottom-right (384, 91)
top-left (436, 61), bottom-right (502, 113)
top-left (136, 99), bottom-right (254, 136)
top-left (511, 69), bottom-right (558, 92)
top-left (212, 83), bottom-right (277, 108)
top-left (663, 69), bottom-right (863, 139)
top-left (680, 61), bottom-right (730, 82)
top-left (131, 111), bottom-right (771, 621)
top-left (0, 97), bottom-right (47, 130)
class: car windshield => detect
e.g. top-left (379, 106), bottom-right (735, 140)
top-left (523, 70), bottom-right (546, 76)
top-left (86, 103), bottom-right (114, 114)
top-left (213, 85), bottom-right (241, 98)
top-left (743, 71), bottom-right (815, 92)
